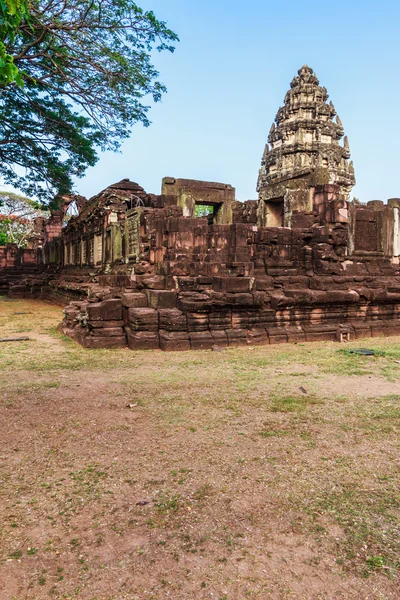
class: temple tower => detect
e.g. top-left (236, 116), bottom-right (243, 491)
top-left (257, 65), bottom-right (355, 227)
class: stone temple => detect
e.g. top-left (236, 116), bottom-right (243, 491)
top-left (1, 66), bottom-right (400, 350)
top-left (257, 65), bottom-right (355, 227)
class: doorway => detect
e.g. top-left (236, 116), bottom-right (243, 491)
top-left (265, 197), bottom-right (284, 227)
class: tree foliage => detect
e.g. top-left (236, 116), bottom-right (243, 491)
top-left (0, 190), bottom-right (48, 246)
top-left (0, 0), bottom-right (178, 204)
top-left (0, 0), bottom-right (28, 85)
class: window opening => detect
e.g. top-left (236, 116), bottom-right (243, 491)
top-left (63, 200), bottom-right (79, 227)
top-left (126, 194), bottom-right (145, 211)
top-left (194, 203), bottom-right (216, 225)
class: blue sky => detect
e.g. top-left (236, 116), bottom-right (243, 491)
top-left (77, 0), bottom-right (400, 202)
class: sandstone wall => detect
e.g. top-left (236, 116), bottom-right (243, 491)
top-left (61, 211), bottom-right (400, 351)
top-left (1, 182), bottom-right (400, 351)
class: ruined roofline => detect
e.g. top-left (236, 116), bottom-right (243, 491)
top-left (67, 179), bottom-right (150, 223)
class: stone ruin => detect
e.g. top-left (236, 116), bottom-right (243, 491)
top-left (1, 65), bottom-right (400, 350)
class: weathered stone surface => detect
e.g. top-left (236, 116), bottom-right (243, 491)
top-left (224, 293), bottom-right (254, 307)
top-left (121, 292), bottom-right (148, 308)
top-left (126, 329), bottom-right (160, 350)
top-left (186, 312), bottom-right (209, 331)
top-left (212, 276), bottom-right (251, 293)
top-left (210, 330), bottom-right (229, 346)
top-left (226, 329), bottom-right (248, 347)
top-left (209, 310), bottom-right (232, 330)
top-left (159, 330), bottom-right (190, 351)
top-left (91, 327), bottom-right (124, 337)
top-left (139, 275), bottom-right (166, 290)
top-left (82, 334), bottom-right (126, 349)
top-left (145, 290), bottom-right (177, 309)
top-left (88, 320), bottom-right (124, 328)
top-left (303, 325), bottom-right (337, 342)
top-left (178, 292), bottom-right (212, 312)
top-left (189, 331), bottom-right (214, 350)
top-left (128, 308), bottom-right (159, 331)
top-left (87, 299), bottom-right (122, 321)
top-left (266, 327), bottom-right (288, 344)
top-left (159, 308), bottom-right (187, 331)
top-left (246, 328), bottom-right (269, 346)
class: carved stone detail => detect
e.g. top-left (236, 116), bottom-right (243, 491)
top-left (257, 65), bottom-right (356, 208)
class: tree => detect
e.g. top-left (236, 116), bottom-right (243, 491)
top-left (0, 0), bottom-right (29, 86)
top-left (0, 190), bottom-right (48, 246)
top-left (0, 1), bottom-right (178, 204)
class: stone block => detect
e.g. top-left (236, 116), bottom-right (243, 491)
top-left (121, 292), bottom-right (148, 308)
top-left (253, 291), bottom-right (268, 307)
top-left (178, 291), bottom-right (212, 312)
top-left (88, 320), bottom-right (124, 328)
top-left (160, 330), bottom-right (190, 351)
top-left (269, 293), bottom-right (295, 309)
top-left (258, 309), bottom-right (276, 327)
top-left (327, 290), bottom-right (360, 304)
top-left (187, 312), bottom-right (209, 331)
top-left (246, 328), bottom-right (269, 346)
top-left (91, 327), bottom-right (125, 337)
top-left (349, 322), bottom-right (372, 340)
top-left (255, 277), bottom-right (274, 292)
top-left (126, 329), bottom-right (160, 350)
top-left (209, 310), bottom-right (232, 330)
top-left (212, 276), bottom-right (251, 293)
top-left (159, 308), bottom-right (187, 331)
top-left (266, 327), bottom-right (288, 344)
top-left (370, 322), bottom-right (387, 337)
top-left (285, 327), bottom-right (306, 343)
top-left (210, 330), bottom-right (229, 346)
top-left (86, 299), bottom-right (122, 321)
top-left (303, 325), bottom-right (336, 342)
top-left (284, 289), bottom-right (318, 305)
top-left (128, 308), bottom-right (159, 331)
top-left (139, 275), bottom-right (166, 289)
top-left (145, 289), bottom-right (177, 309)
top-left (224, 293), bottom-right (254, 307)
top-left (63, 306), bottom-right (79, 325)
top-left (189, 331), bottom-right (214, 350)
top-left (226, 328), bottom-right (248, 347)
top-left (232, 311), bottom-right (249, 329)
top-left (83, 335), bottom-right (127, 349)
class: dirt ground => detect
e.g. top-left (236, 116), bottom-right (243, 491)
top-left (0, 298), bottom-right (399, 600)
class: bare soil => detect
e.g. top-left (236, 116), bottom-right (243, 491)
top-left (0, 298), bottom-right (399, 600)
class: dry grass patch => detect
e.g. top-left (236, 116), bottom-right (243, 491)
top-left (0, 297), bottom-right (400, 599)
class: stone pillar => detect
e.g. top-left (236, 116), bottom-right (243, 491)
top-left (111, 223), bottom-right (123, 262)
top-left (125, 208), bottom-right (142, 261)
top-left (388, 199), bottom-right (400, 263)
top-left (94, 233), bottom-right (103, 266)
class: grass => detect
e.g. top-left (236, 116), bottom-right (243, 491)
top-left (307, 483), bottom-right (400, 577)
top-left (0, 297), bottom-right (400, 598)
top-left (1, 297), bottom-right (400, 380)
top-left (154, 493), bottom-right (182, 514)
top-left (270, 394), bottom-right (323, 412)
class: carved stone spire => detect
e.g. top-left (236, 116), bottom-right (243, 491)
top-left (257, 65), bottom-right (356, 204)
